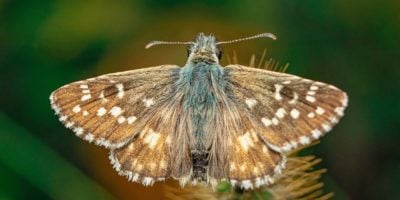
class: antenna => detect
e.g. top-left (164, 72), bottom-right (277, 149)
top-left (145, 41), bottom-right (194, 49)
top-left (217, 33), bottom-right (277, 45)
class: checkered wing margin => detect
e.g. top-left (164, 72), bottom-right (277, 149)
top-left (224, 64), bottom-right (348, 153)
top-left (50, 65), bottom-right (180, 149)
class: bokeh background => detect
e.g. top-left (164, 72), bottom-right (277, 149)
top-left (1, 0), bottom-right (399, 199)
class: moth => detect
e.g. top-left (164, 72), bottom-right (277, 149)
top-left (50, 33), bottom-right (348, 189)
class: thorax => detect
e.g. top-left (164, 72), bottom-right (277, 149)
top-left (178, 62), bottom-right (225, 138)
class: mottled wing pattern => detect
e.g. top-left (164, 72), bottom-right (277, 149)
top-left (227, 133), bottom-right (284, 189)
top-left (109, 92), bottom-right (195, 186)
top-left (201, 86), bottom-right (284, 189)
top-left (223, 105), bottom-right (285, 189)
top-left (109, 128), bottom-right (172, 186)
top-left (224, 64), bottom-right (348, 153)
top-left (50, 65), bottom-right (180, 148)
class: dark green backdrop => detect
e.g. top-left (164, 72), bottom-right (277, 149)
top-left (1, 0), bottom-right (399, 199)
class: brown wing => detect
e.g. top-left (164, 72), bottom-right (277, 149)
top-left (224, 107), bottom-right (285, 189)
top-left (224, 64), bottom-right (348, 153)
top-left (109, 91), bottom-right (194, 186)
top-left (227, 130), bottom-right (285, 189)
top-left (201, 85), bottom-right (285, 189)
top-left (50, 65), bottom-right (181, 148)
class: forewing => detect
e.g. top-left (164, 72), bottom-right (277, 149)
top-left (50, 65), bottom-right (181, 148)
top-left (224, 64), bottom-right (348, 153)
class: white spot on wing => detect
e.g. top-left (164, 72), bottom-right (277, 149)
top-left (82, 110), bottom-right (89, 116)
top-left (116, 83), bottom-right (124, 99)
top-left (127, 116), bottom-right (137, 124)
top-left (330, 117), bottom-right (339, 123)
top-left (84, 133), bottom-right (94, 142)
top-left (264, 176), bottom-right (274, 184)
top-left (109, 106), bottom-right (122, 117)
top-left (81, 94), bottom-right (91, 101)
top-left (99, 91), bottom-right (108, 103)
top-left (143, 98), bottom-right (155, 108)
top-left (73, 127), bottom-right (84, 136)
top-left (274, 84), bottom-right (283, 101)
top-left (132, 173), bottom-right (140, 181)
top-left (275, 108), bottom-right (286, 119)
top-left (97, 107), bottom-right (107, 116)
top-left (307, 91), bottom-right (316, 95)
top-left (230, 180), bottom-right (238, 187)
top-left (335, 106), bottom-right (345, 116)
top-left (117, 116), bottom-right (126, 124)
top-left (66, 121), bottom-right (74, 128)
top-left (53, 106), bottom-right (61, 115)
top-left (80, 85), bottom-right (88, 89)
top-left (307, 112), bottom-right (315, 118)
top-left (261, 117), bottom-right (272, 127)
top-left (245, 98), bottom-right (257, 109)
top-left (72, 105), bottom-right (81, 113)
top-left (299, 136), bottom-right (310, 145)
top-left (289, 92), bottom-right (298, 104)
top-left (142, 177), bottom-right (154, 186)
top-left (255, 177), bottom-right (264, 187)
top-left (241, 180), bottom-right (253, 190)
top-left (272, 117), bottom-right (279, 125)
top-left (59, 115), bottom-right (67, 122)
top-left (238, 132), bottom-right (254, 152)
top-left (143, 129), bottom-right (161, 149)
top-left (96, 138), bottom-right (110, 148)
top-left (310, 85), bottom-right (319, 90)
top-left (322, 123), bottom-right (332, 132)
top-left (290, 109), bottom-right (300, 119)
top-left (311, 129), bottom-right (322, 139)
top-left (316, 107), bottom-right (325, 115)
top-left (306, 95), bottom-right (316, 102)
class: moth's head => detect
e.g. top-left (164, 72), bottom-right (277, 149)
top-left (187, 33), bottom-right (222, 64)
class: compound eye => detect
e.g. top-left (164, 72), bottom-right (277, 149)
top-left (216, 47), bottom-right (223, 60)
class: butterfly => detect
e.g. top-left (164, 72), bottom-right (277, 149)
top-left (50, 33), bottom-right (348, 189)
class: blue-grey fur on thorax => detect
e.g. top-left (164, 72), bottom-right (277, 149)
top-left (177, 33), bottom-right (226, 147)
top-left (180, 62), bottom-right (225, 140)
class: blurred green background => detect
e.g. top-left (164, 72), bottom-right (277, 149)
top-left (0, 0), bottom-right (399, 199)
